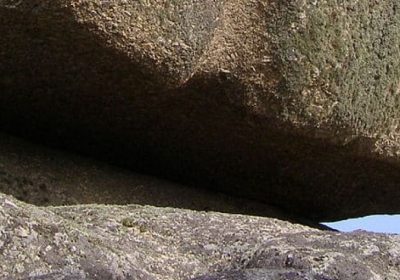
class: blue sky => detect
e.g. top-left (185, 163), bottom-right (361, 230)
top-left (323, 215), bottom-right (400, 234)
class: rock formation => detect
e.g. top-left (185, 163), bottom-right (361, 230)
top-left (2, 1), bottom-right (400, 220)
top-left (1, 192), bottom-right (399, 280)
top-left (2, 1), bottom-right (400, 278)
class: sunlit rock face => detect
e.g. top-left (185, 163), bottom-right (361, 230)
top-left (2, 0), bottom-right (400, 221)
top-left (1, 193), bottom-right (400, 280)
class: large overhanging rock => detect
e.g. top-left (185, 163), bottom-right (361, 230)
top-left (1, 193), bottom-right (400, 279)
top-left (1, 0), bottom-right (400, 221)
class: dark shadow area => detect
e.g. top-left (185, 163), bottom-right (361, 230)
top-left (0, 132), bottom-right (335, 231)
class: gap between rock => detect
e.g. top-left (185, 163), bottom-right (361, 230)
top-left (0, 132), bottom-right (333, 231)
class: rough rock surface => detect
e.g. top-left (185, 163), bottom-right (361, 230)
top-left (0, 192), bottom-right (399, 280)
top-left (2, 0), bottom-right (400, 220)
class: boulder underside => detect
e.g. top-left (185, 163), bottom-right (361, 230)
top-left (1, 0), bottom-right (400, 220)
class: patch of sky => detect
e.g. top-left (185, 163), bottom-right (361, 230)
top-left (323, 215), bottom-right (400, 234)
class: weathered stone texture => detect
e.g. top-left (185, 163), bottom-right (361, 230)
top-left (0, 193), bottom-right (399, 280)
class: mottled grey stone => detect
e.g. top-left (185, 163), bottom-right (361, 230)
top-left (0, 193), bottom-right (399, 279)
